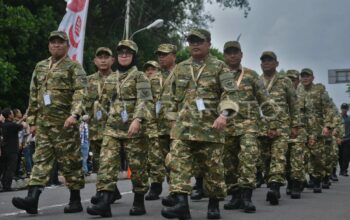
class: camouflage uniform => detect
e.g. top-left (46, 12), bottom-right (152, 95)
top-left (285, 70), bottom-right (307, 182)
top-left (167, 53), bottom-right (238, 198)
top-left (224, 65), bottom-right (277, 192)
top-left (27, 55), bottom-right (87, 190)
top-left (297, 69), bottom-right (333, 181)
top-left (96, 41), bottom-right (153, 194)
top-left (259, 71), bottom-right (299, 185)
top-left (143, 60), bottom-right (166, 184)
top-left (85, 68), bottom-right (113, 172)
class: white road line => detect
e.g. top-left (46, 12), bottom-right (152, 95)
top-left (0, 191), bottom-right (133, 218)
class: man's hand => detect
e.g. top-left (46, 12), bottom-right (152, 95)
top-left (322, 127), bottom-right (330, 137)
top-left (308, 138), bottom-right (316, 146)
top-left (290, 127), bottom-right (299, 139)
top-left (212, 115), bottom-right (227, 130)
top-left (30, 126), bottom-right (36, 133)
top-left (336, 138), bottom-right (343, 145)
top-left (64, 115), bottom-right (77, 128)
top-left (128, 119), bottom-right (141, 138)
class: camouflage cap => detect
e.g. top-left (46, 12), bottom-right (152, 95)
top-left (156, 43), bottom-right (177, 54)
top-left (223, 41), bottom-right (241, 51)
top-left (341, 103), bottom-right (349, 110)
top-left (117, 40), bottom-right (138, 53)
top-left (286, 69), bottom-right (300, 79)
top-left (260, 51), bottom-right (277, 61)
top-left (300, 68), bottom-right (313, 76)
top-left (48, 30), bottom-right (68, 41)
top-left (143, 60), bottom-right (160, 70)
top-left (187, 29), bottom-right (211, 41)
top-left (95, 47), bottom-right (113, 56)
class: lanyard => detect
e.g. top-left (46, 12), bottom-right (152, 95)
top-left (236, 66), bottom-right (245, 88)
top-left (44, 56), bottom-right (66, 90)
top-left (190, 64), bottom-right (206, 88)
top-left (97, 72), bottom-right (111, 100)
top-left (116, 70), bottom-right (134, 100)
top-left (263, 74), bottom-right (276, 92)
top-left (161, 65), bottom-right (177, 94)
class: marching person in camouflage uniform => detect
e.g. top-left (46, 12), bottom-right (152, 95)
top-left (85, 47), bottom-right (122, 206)
top-left (222, 41), bottom-right (277, 213)
top-left (12, 31), bottom-right (87, 214)
top-left (86, 40), bottom-right (153, 218)
top-left (142, 60), bottom-right (165, 200)
top-left (258, 51), bottom-right (300, 205)
top-left (297, 68), bottom-right (334, 193)
top-left (285, 70), bottom-right (307, 199)
top-left (161, 29), bottom-right (238, 220)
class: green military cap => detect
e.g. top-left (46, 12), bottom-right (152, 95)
top-left (341, 103), bottom-right (349, 110)
top-left (155, 43), bottom-right (177, 54)
top-left (260, 51), bottom-right (277, 61)
top-left (286, 69), bottom-right (300, 79)
top-left (48, 30), bottom-right (68, 41)
top-left (223, 41), bottom-right (241, 51)
top-left (300, 68), bottom-right (314, 76)
top-left (143, 60), bottom-right (160, 70)
top-left (95, 47), bottom-right (113, 56)
top-left (187, 29), bottom-right (211, 41)
top-left (117, 40), bottom-right (138, 53)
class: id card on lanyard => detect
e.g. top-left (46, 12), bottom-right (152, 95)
top-left (190, 64), bottom-right (206, 111)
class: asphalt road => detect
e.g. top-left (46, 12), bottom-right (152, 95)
top-left (1, 176), bottom-right (350, 220)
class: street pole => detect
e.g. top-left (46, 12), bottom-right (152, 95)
top-left (125, 0), bottom-right (131, 39)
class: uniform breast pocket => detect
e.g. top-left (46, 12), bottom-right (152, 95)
top-left (197, 72), bottom-right (218, 99)
top-left (175, 78), bottom-right (190, 101)
top-left (122, 80), bottom-right (137, 99)
top-left (48, 70), bottom-right (71, 90)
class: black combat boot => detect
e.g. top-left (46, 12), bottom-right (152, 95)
top-left (86, 191), bottom-right (113, 217)
top-left (12, 186), bottom-right (43, 214)
top-left (322, 176), bottom-right (331, 189)
top-left (161, 193), bottom-right (191, 220)
top-left (191, 177), bottom-right (204, 200)
top-left (286, 180), bottom-right (292, 195)
top-left (266, 182), bottom-right (280, 205)
top-left (241, 189), bottom-right (256, 213)
top-left (223, 190), bottom-right (242, 210)
top-left (162, 193), bottom-right (178, 207)
top-left (330, 168), bottom-right (338, 181)
top-left (290, 180), bottom-right (301, 199)
top-left (64, 190), bottom-right (83, 213)
top-left (91, 186), bottom-right (122, 205)
top-left (207, 197), bottom-right (220, 219)
top-left (145, 182), bottom-right (162, 200)
top-left (313, 177), bottom-right (322, 193)
top-left (129, 193), bottom-right (146, 215)
top-left (256, 171), bottom-right (265, 188)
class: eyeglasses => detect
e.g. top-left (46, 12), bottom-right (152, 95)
top-left (188, 39), bottom-right (205, 46)
top-left (117, 50), bottom-right (133, 57)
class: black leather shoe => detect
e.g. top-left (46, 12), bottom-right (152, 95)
top-left (161, 193), bottom-right (191, 220)
top-left (129, 193), bottom-right (146, 216)
top-left (223, 190), bottom-right (242, 210)
top-left (207, 198), bottom-right (220, 219)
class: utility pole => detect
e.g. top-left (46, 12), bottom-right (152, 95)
top-left (125, 0), bottom-right (131, 39)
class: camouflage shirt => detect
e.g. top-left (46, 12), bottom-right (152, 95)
top-left (259, 72), bottom-right (300, 136)
top-left (158, 67), bottom-right (177, 136)
top-left (170, 54), bottom-right (238, 144)
top-left (85, 71), bottom-right (113, 140)
top-left (226, 66), bottom-right (278, 136)
top-left (101, 66), bottom-right (153, 139)
top-left (296, 83), bottom-right (333, 139)
top-left (27, 56), bottom-right (87, 126)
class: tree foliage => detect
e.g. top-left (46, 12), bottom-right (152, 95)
top-left (0, 0), bottom-right (250, 110)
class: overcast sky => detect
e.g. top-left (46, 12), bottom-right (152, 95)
top-left (205, 0), bottom-right (350, 108)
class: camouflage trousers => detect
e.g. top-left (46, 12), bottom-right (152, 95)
top-left (223, 133), bottom-right (259, 192)
top-left (166, 139), bottom-right (226, 198)
top-left (258, 135), bottom-right (288, 185)
top-left (96, 135), bottom-right (149, 194)
top-left (285, 142), bottom-right (306, 182)
top-left (90, 139), bottom-right (102, 172)
top-left (147, 135), bottom-right (172, 184)
top-left (29, 125), bottom-right (84, 190)
top-left (323, 139), bottom-right (338, 176)
top-left (306, 138), bottom-right (326, 179)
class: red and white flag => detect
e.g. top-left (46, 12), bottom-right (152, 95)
top-left (58, 0), bottom-right (89, 64)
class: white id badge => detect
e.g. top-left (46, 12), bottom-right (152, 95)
top-left (156, 101), bottom-right (162, 115)
top-left (121, 110), bottom-right (128, 123)
top-left (196, 98), bottom-right (206, 111)
top-left (96, 110), bottom-right (102, 120)
top-left (43, 93), bottom-right (51, 106)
